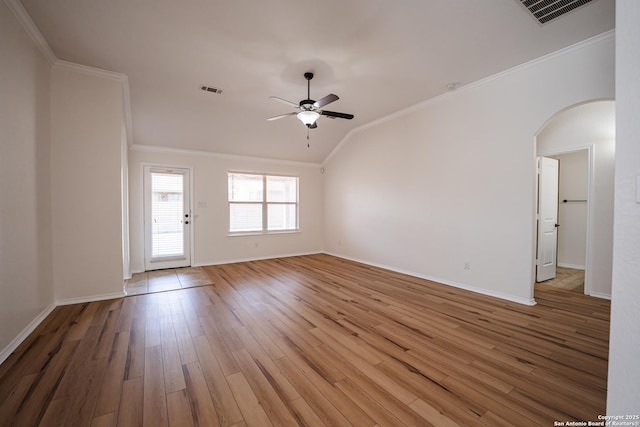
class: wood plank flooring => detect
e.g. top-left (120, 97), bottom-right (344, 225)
top-left (0, 254), bottom-right (610, 426)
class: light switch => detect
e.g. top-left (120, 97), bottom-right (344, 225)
top-left (198, 201), bottom-right (207, 208)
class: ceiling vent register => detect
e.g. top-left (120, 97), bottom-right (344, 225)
top-left (518, 0), bottom-right (595, 24)
top-left (200, 85), bottom-right (222, 94)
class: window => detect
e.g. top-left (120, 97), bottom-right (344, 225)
top-left (228, 172), bottom-right (299, 234)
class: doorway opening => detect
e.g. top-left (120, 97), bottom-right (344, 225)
top-left (532, 99), bottom-right (615, 300)
top-left (536, 149), bottom-right (590, 294)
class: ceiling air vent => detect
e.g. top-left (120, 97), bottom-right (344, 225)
top-left (200, 85), bottom-right (222, 94)
top-left (518, 0), bottom-right (596, 24)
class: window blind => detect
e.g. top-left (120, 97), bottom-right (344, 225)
top-left (151, 172), bottom-right (184, 257)
top-left (228, 172), bottom-right (298, 233)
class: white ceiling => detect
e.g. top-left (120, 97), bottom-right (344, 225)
top-left (20, 0), bottom-right (614, 163)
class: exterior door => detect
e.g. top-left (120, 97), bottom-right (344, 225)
top-left (144, 166), bottom-right (191, 270)
top-left (536, 157), bottom-right (559, 282)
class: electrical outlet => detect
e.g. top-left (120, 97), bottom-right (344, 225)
top-left (464, 261), bottom-right (471, 270)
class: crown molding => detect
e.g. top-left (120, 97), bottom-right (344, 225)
top-left (4, 0), bottom-right (56, 64)
top-left (323, 29), bottom-right (615, 166)
top-left (5, 0), bottom-right (135, 144)
top-left (53, 60), bottom-right (127, 81)
top-left (54, 60), bottom-right (134, 145)
top-left (130, 144), bottom-right (322, 168)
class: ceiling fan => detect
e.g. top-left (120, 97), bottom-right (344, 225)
top-left (267, 72), bottom-right (354, 129)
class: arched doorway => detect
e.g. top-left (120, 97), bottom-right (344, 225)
top-left (532, 100), bottom-right (615, 299)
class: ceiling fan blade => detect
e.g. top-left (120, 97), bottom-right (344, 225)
top-left (267, 112), bottom-right (297, 121)
top-left (314, 94), bottom-right (339, 109)
top-left (269, 96), bottom-right (299, 108)
top-left (320, 110), bottom-right (354, 120)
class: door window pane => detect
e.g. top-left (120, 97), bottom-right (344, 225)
top-left (151, 172), bottom-right (184, 257)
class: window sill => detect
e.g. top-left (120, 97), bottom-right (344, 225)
top-left (227, 229), bottom-right (301, 237)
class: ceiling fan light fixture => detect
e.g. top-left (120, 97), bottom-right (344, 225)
top-left (297, 110), bottom-right (320, 126)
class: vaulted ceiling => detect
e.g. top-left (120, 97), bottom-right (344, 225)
top-left (20, 0), bottom-right (614, 163)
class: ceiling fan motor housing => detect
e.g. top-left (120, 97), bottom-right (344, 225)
top-left (300, 99), bottom-right (315, 109)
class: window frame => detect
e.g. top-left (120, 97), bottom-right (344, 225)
top-left (227, 171), bottom-right (300, 236)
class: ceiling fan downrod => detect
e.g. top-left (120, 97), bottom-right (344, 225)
top-left (300, 72), bottom-right (315, 110)
top-left (304, 72), bottom-right (313, 102)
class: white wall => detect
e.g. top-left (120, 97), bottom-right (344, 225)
top-left (50, 64), bottom-right (125, 301)
top-left (128, 147), bottom-right (324, 272)
top-left (323, 33), bottom-right (614, 305)
top-left (0, 0), bottom-right (54, 356)
top-left (537, 101), bottom-right (615, 298)
top-left (607, 0), bottom-right (640, 414)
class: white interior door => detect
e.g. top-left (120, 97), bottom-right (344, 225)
top-left (536, 157), bottom-right (559, 282)
top-left (144, 166), bottom-right (191, 271)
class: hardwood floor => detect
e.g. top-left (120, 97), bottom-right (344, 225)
top-left (0, 254), bottom-right (610, 426)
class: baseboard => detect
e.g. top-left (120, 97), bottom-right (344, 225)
top-left (589, 291), bottom-right (612, 300)
top-left (192, 251), bottom-right (324, 268)
top-left (323, 251), bottom-right (537, 306)
top-left (0, 303), bottom-right (56, 365)
top-left (557, 263), bottom-right (586, 270)
top-left (56, 292), bottom-right (126, 306)
top-left (0, 290), bottom-right (128, 366)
